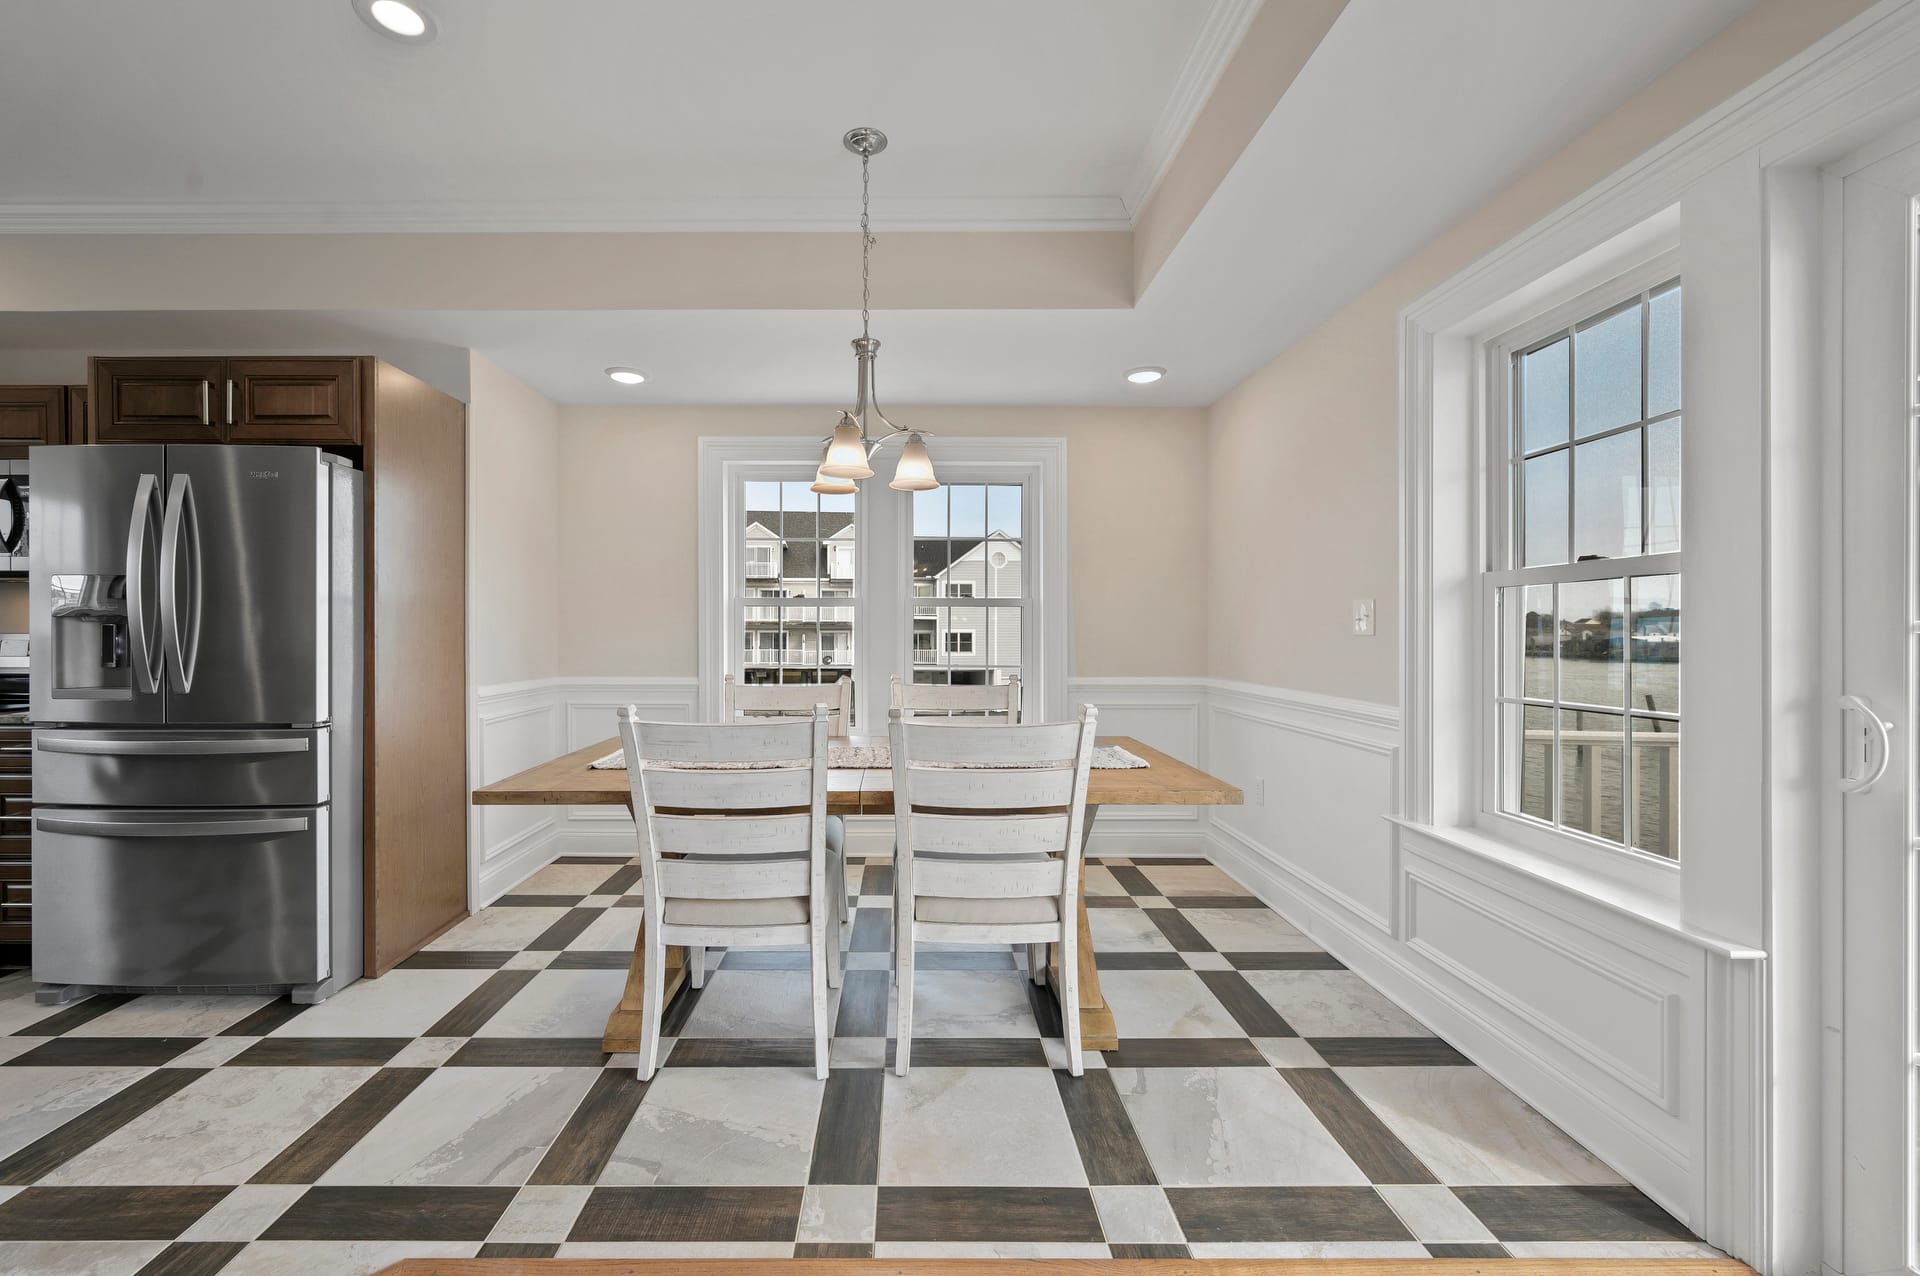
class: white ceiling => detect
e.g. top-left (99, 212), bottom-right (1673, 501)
top-left (0, 0), bottom-right (1760, 407)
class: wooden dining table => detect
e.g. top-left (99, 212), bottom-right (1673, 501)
top-left (471, 734), bottom-right (1243, 1053)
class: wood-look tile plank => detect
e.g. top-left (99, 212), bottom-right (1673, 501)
top-left (1165, 1185), bottom-right (1413, 1243)
top-left (1054, 1070), bottom-right (1157, 1185)
top-left (548, 950), bottom-right (632, 970)
top-left (1195, 969), bottom-right (1295, 1037)
top-left (476, 1243), bottom-right (559, 1258)
top-left (526, 908), bottom-right (600, 952)
top-left (1025, 977), bottom-right (1064, 1039)
top-left (0, 1069), bottom-right (207, 1186)
top-left (873, 1186), bottom-right (1103, 1242)
top-left (1107, 866), bottom-right (1158, 896)
top-left (398, 950), bottom-right (515, 971)
top-left (219, 998), bottom-right (310, 1036)
top-left (227, 1038), bottom-right (409, 1067)
top-left (1228, 951), bottom-right (1346, 970)
top-left (444, 1038), bottom-right (608, 1068)
top-left (1428, 1242), bottom-right (1510, 1257)
top-left (10, 993), bottom-right (137, 1037)
top-left (528, 1070), bottom-right (650, 1186)
top-left (568, 1186), bottom-right (803, 1242)
top-left (250, 1068), bottom-right (433, 1184)
top-left (667, 1039), bottom-right (819, 1068)
top-left (850, 908), bottom-right (892, 953)
top-left (1143, 908), bottom-right (1215, 953)
top-left (1281, 1068), bottom-right (1437, 1185)
top-left (5, 1037), bottom-right (198, 1067)
top-left (835, 969), bottom-right (890, 1037)
top-left (884, 1039), bottom-right (1048, 1068)
top-left (0, 1185), bottom-right (233, 1240)
top-left (1309, 1037), bottom-right (1472, 1067)
top-left (808, 1068), bottom-right (883, 1186)
top-left (595, 864), bottom-right (644, 894)
top-left (1452, 1185), bottom-right (1696, 1242)
top-left (424, 970), bottom-right (537, 1037)
top-left (1108, 1243), bottom-right (1191, 1257)
top-left (794, 1242), bottom-right (874, 1257)
top-left (1095, 952), bottom-right (1187, 971)
top-left (1099, 1038), bottom-right (1269, 1068)
top-left (261, 1186), bottom-right (516, 1241)
top-left (493, 895), bottom-right (585, 908)
top-left (133, 1240), bottom-right (249, 1276)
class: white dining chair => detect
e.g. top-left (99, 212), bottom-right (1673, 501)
top-left (889, 672), bottom-right (1021, 723)
top-left (887, 702), bottom-right (1098, 1075)
top-left (618, 705), bottom-right (837, 1081)
top-left (719, 674), bottom-right (851, 986)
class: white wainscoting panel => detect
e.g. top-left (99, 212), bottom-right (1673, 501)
top-left (553, 677), bottom-right (700, 857)
top-left (1069, 676), bottom-right (1209, 857)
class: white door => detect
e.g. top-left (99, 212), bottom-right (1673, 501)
top-left (1836, 137), bottom-right (1920, 1276)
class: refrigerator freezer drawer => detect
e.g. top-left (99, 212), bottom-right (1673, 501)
top-left (31, 805), bottom-right (328, 989)
top-left (33, 728), bottom-right (329, 807)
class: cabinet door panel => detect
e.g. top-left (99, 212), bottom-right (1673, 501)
top-left (0, 387), bottom-right (65, 442)
top-left (91, 359), bottom-right (225, 442)
top-left (228, 359), bottom-right (362, 444)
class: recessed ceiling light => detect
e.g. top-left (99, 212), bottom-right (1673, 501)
top-left (1125, 366), bottom-right (1166, 385)
top-left (605, 366), bottom-right (646, 386)
top-left (354, 0), bottom-right (435, 42)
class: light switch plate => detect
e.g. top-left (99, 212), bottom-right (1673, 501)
top-left (1352, 598), bottom-right (1375, 637)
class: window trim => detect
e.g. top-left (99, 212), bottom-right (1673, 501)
top-left (1473, 251), bottom-right (1684, 883)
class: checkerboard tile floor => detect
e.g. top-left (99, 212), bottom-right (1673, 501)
top-left (0, 855), bottom-right (1724, 1274)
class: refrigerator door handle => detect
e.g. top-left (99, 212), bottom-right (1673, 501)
top-left (35, 814), bottom-right (311, 839)
top-left (0, 472), bottom-right (25, 554)
top-left (125, 473), bottom-right (165, 694)
top-left (160, 472), bottom-right (202, 693)
top-left (36, 735), bottom-right (311, 757)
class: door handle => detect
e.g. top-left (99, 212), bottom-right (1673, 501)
top-left (125, 473), bottom-right (164, 694)
top-left (159, 473), bottom-right (201, 694)
top-left (36, 735), bottom-right (310, 757)
top-left (35, 814), bottom-right (310, 838)
top-left (1839, 694), bottom-right (1894, 794)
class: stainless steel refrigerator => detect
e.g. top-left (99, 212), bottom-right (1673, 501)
top-left (28, 445), bottom-right (363, 1004)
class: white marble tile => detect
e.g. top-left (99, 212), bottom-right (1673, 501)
top-left (877, 1243), bottom-right (1112, 1258)
top-left (904, 970), bottom-right (1038, 1038)
top-left (677, 970), bottom-right (827, 1038)
top-left (567, 906), bottom-right (642, 952)
top-left (43, 1066), bottom-right (374, 1185)
top-left (1181, 951), bottom-right (1235, 970)
top-left (386, 1036), bottom-right (466, 1068)
top-left (1138, 864), bottom-right (1250, 896)
top-left (0, 1242), bottom-right (168, 1275)
top-left (1091, 1185), bottom-right (1183, 1243)
top-left (558, 1243), bottom-right (794, 1258)
top-left (602, 1067), bottom-right (824, 1186)
top-left (425, 907), bottom-right (566, 952)
top-left (519, 862), bottom-right (630, 895)
top-left (1181, 908), bottom-right (1321, 953)
top-left (475, 969), bottom-right (629, 1038)
top-left (502, 950), bottom-right (558, 970)
top-left (1094, 970), bottom-right (1245, 1038)
top-left (1242, 970), bottom-right (1432, 1037)
top-left (0, 1068), bottom-right (148, 1160)
top-left (1252, 1037), bottom-right (1326, 1069)
top-left (798, 1184), bottom-right (877, 1243)
top-left (1375, 1184), bottom-right (1497, 1242)
top-left (270, 969), bottom-right (492, 1038)
top-left (1109, 1066), bottom-right (1369, 1186)
top-left (582, 894), bottom-right (620, 908)
top-left (0, 1037), bottom-right (42, 1064)
top-left (0, 987), bottom-right (63, 1036)
top-left (830, 1036), bottom-right (886, 1068)
top-left (0, 1186), bottom-right (18, 1206)
top-left (1087, 909), bottom-right (1176, 953)
top-left (1339, 1066), bottom-right (1628, 1185)
top-left (319, 1066), bottom-right (598, 1187)
top-left (1186, 1242), bottom-right (1432, 1258)
top-left (1135, 896), bottom-right (1173, 909)
top-left (177, 1184), bottom-right (307, 1242)
top-left (1083, 866), bottom-right (1127, 896)
top-left (69, 993), bottom-right (274, 1037)
top-left (878, 1067), bottom-right (1086, 1186)
top-left (487, 1184), bottom-right (592, 1244)
top-left (220, 1241), bottom-right (478, 1275)
top-left (844, 952), bottom-right (891, 970)
top-left (161, 1035), bottom-right (259, 1069)
top-left (1503, 1241), bottom-right (1727, 1258)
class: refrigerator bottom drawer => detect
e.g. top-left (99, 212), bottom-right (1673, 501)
top-left (30, 806), bottom-right (329, 989)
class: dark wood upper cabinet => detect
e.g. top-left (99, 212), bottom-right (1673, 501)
top-left (0, 386), bottom-right (67, 443)
top-left (227, 358), bottom-right (362, 445)
top-left (90, 358), bottom-right (226, 443)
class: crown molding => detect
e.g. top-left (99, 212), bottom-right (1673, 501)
top-left (0, 194), bottom-right (1132, 236)
top-left (1120, 0), bottom-right (1265, 216)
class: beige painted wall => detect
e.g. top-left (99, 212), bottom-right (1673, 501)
top-left (1206, 0), bottom-right (1875, 705)
top-left (468, 354), bottom-right (562, 688)
top-left (556, 405), bottom-right (1208, 679)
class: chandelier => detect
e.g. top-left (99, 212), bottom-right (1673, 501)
top-left (811, 127), bottom-right (939, 495)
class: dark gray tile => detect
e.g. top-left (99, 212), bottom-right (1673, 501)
top-left (1095, 952), bottom-right (1187, 970)
top-left (134, 1240), bottom-right (248, 1276)
top-left (9, 993), bottom-right (137, 1037)
top-left (861, 864), bottom-right (893, 896)
top-left (834, 969), bottom-right (890, 1037)
top-left (0, 1069), bottom-right (206, 1186)
top-left (494, 894), bottom-right (586, 908)
top-left (1143, 908), bottom-right (1215, 953)
top-left (529, 1069), bottom-right (651, 1186)
top-left (1100, 1038), bottom-right (1269, 1068)
top-left (526, 908), bottom-right (601, 951)
top-left (1281, 1068), bottom-right (1435, 1185)
top-left (595, 864), bottom-right (644, 894)
top-left (1024, 977), bottom-right (1064, 1039)
top-left (885, 1038), bottom-right (1048, 1068)
top-left (1055, 1070), bottom-right (1156, 1185)
top-left (1167, 895), bottom-right (1269, 909)
top-left (549, 950), bottom-right (633, 970)
top-left (0, 1185), bottom-right (233, 1240)
top-left (478, 1243), bottom-right (560, 1258)
top-left (1196, 969), bottom-right (1295, 1037)
top-left (219, 998), bottom-right (310, 1036)
top-left (228, 1038), bottom-right (409, 1067)
top-left (445, 1038), bottom-right (608, 1068)
top-left (569, 1186), bottom-right (803, 1242)
top-left (658, 980), bottom-right (705, 1037)
top-left (1228, 951), bottom-right (1346, 971)
top-left (875, 1186), bottom-right (1102, 1242)
top-left (5, 1037), bottom-right (199, 1067)
top-left (1083, 895), bottom-right (1139, 909)
top-left (250, 1069), bottom-right (433, 1185)
top-left (1106, 865), bottom-right (1157, 895)
top-left (1427, 1242), bottom-right (1509, 1257)
top-left (1109, 1244), bottom-right (1190, 1258)
top-left (1166, 1186), bottom-right (1412, 1242)
top-left (666, 1039), bottom-right (819, 1068)
top-left (1454, 1185), bottom-right (1695, 1242)
top-left (809, 1068), bottom-right (882, 1185)
top-left (850, 907), bottom-right (892, 953)
top-left (397, 950), bottom-right (516, 971)
top-left (425, 970), bottom-right (538, 1037)
top-left (796, 1242), bottom-right (873, 1257)
top-left (262, 1186), bottom-right (516, 1241)
top-left (1309, 1037), bottom-right (1471, 1067)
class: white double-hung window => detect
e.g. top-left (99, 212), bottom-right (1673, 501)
top-left (1487, 269), bottom-right (1682, 862)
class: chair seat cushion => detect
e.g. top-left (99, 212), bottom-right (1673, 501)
top-left (915, 894), bottom-right (1060, 925)
top-left (664, 896), bottom-right (810, 926)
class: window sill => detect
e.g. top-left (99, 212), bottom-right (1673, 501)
top-left (1386, 817), bottom-right (1762, 959)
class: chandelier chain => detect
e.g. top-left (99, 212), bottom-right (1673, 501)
top-left (860, 150), bottom-right (873, 342)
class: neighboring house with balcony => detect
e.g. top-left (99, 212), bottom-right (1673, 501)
top-left (741, 511), bottom-right (856, 683)
top-left (913, 531), bottom-right (1022, 685)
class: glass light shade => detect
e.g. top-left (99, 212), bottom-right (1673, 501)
top-left (819, 418), bottom-right (874, 479)
top-left (810, 462), bottom-right (857, 495)
top-left (889, 433), bottom-right (939, 491)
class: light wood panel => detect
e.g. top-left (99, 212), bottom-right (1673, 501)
top-left (365, 359), bottom-right (469, 975)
